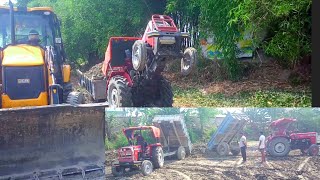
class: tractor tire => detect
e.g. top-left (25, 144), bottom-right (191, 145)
top-left (181, 47), bottom-right (197, 76)
top-left (217, 142), bottom-right (230, 156)
top-left (63, 82), bottom-right (73, 103)
top-left (268, 137), bottom-right (290, 157)
top-left (230, 142), bottom-right (240, 156)
top-left (176, 146), bottom-right (186, 160)
top-left (111, 166), bottom-right (125, 177)
top-left (156, 76), bottom-right (173, 107)
top-left (308, 144), bottom-right (319, 156)
top-left (66, 91), bottom-right (85, 105)
top-left (107, 76), bottom-right (133, 107)
top-left (132, 40), bottom-right (147, 71)
top-left (151, 146), bottom-right (164, 168)
top-left (141, 160), bottom-right (153, 176)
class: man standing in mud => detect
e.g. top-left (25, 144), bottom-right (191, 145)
top-left (258, 131), bottom-right (266, 163)
top-left (239, 132), bottom-right (247, 163)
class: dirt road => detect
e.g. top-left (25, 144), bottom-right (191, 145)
top-left (105, 148), bottom-right (320, 180)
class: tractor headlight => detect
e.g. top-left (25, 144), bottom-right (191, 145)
top-left (159, 36), bottom-right (176, 44)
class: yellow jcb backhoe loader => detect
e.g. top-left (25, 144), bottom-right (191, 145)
top-left (0, 2), bottom-right (106, 179)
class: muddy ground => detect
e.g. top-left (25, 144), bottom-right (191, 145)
top-left (105, 144), bottom-right (320, 180)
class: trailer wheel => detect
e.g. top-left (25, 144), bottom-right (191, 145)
top-left (111, 166), bottom-right (124, 177)
top-left (152, 146), bottom-right (164, 168)
top-left (63, 82), bottom-right (73, 103)
top-left (230, 142), bottom-right (240, 156)
top-left (107, 76), bottom-right (133, 107)
top-left (132, 40), bottom-right (147, 71)
top-left (66, 91), bottom-right (85, 105)
top-left (308, 144), bottom-right (319, 156)
top-left (268, 137), bottom-right (290, 157)
top-left (181, 47), bottom-right (197, 76)
top-left (177, 146), bottom-right (186, 160)
top-left (217, 142), bottom-right (230, 156)
top-left (141, 160), bottom-right (153, 176)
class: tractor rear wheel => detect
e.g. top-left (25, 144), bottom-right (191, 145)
top-left (132, 40), bottom-right (147, 71)
top-left (156, 76), bottom-right (173, 107)
top-left (308, 144), bottom-right (319, 156)
top-left (176, 146), bottom-right (186, 160)
top-left (217, 142), bottom-right (230, 156)
top-left (107, 76), bottom-right (133, 107)
top-left (181, 47), bottom-right (197, 76)
top-left (268, 137), bottom-right (290, 157)
top-left (66, 92), bottom-right (85, 105)
top-left (151, 146), bottom-right (164, 168)
top-left (141, 160), bottom-right (153, 176)
top-left (111, 166), bottom-right (125, 177)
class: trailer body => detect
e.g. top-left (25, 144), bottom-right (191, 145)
top-left (207, 112), bottom-right (248, 156)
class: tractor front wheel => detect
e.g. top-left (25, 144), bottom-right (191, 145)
top-left (308, 144), bottom-right (319, 156)
top-left (181, 47), bottom-right (197, 76)
top-left (152, 146), bottom-right (164, 168)
top-left (132, 40), bottom-right (147, 71)
top-left (107, 76), bottom-right (133, 107)
top-left (111, 166), bottom-right (125, 177)
top-left (141, 160), bottom-right (153, 176)
top-left (268, 137), bottom-right (290, 157)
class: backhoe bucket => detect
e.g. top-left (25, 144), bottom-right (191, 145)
top-left (0, 104), bottom-right (107, 180)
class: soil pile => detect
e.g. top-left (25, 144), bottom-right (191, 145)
top-left (83, 62), bottom-right (104, 79)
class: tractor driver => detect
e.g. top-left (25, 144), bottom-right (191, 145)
top-left (134, 132), bottom-right (145, 147)
top-left (28, 30), bottom-right (41, 46)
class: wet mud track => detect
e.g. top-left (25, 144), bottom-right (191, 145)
top-left (105, 149), bottom-right (320, 180)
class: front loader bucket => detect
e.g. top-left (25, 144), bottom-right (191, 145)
top-left (0, 104), bottom-right (107, 180)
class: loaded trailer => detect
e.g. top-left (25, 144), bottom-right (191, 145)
top-left (207, 112), bottom-right (249, 156)
top-left (153, 114), bottom-right (192, 159)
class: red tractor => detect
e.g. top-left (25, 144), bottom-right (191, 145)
top-left (111, 126), bottom-right (164, 176)
top-left (266, 118), bottom-right (320, 157)
top-left (131, 14), bottom-right (197, 77)
top-left (79, 15), bottom-right (196, 107)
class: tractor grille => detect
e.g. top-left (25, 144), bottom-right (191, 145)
top-left (2, 66), bottom-right (45, 100)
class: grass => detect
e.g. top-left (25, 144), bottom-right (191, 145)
top-left (173, 86), bottom-right (311, 107)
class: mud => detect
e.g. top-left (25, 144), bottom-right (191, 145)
top-left (105, 144), bottom-right (320, 180)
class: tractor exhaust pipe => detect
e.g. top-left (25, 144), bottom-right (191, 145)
top-left (9, 0), bottom-right (15, 44)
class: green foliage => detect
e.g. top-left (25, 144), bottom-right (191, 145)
top-left (105, 132), bottom-right (128, 150)
top-left (230, 0), bottom-right (312, 67)
top-left (23, 0), bottom-right (166, 65)
top-left (173, 86), bottom-right (311, 107)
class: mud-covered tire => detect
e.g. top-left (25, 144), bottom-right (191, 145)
top-left (152, 146), bottom-right (164, 168)
top-left (217, 142), bottom-right (230, 156)
top-left (157, 76), bottom-right (173, 107)
top-left (176, 146), bottom-right (186, 160)
top-left (308, 144), bottom-right (319, 156)
top-left (181, 47), bottom-right (197, 76)
top-left (268, 137), bottom-right (290, 157)
top-left (63, 82), bottom-right (73, 103)
top-left (66, 91), bottom-right (85, 105)
top-left (230, 142), bottom-right (240, 156)
top-left (111, 166), bottom-right (124, 177)
top-left (107, 76), bottom-right (133, 107)
top-left (141, 160), bottom-right (153, 176)
top-left (132, 40), bottom-right (147, 71)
